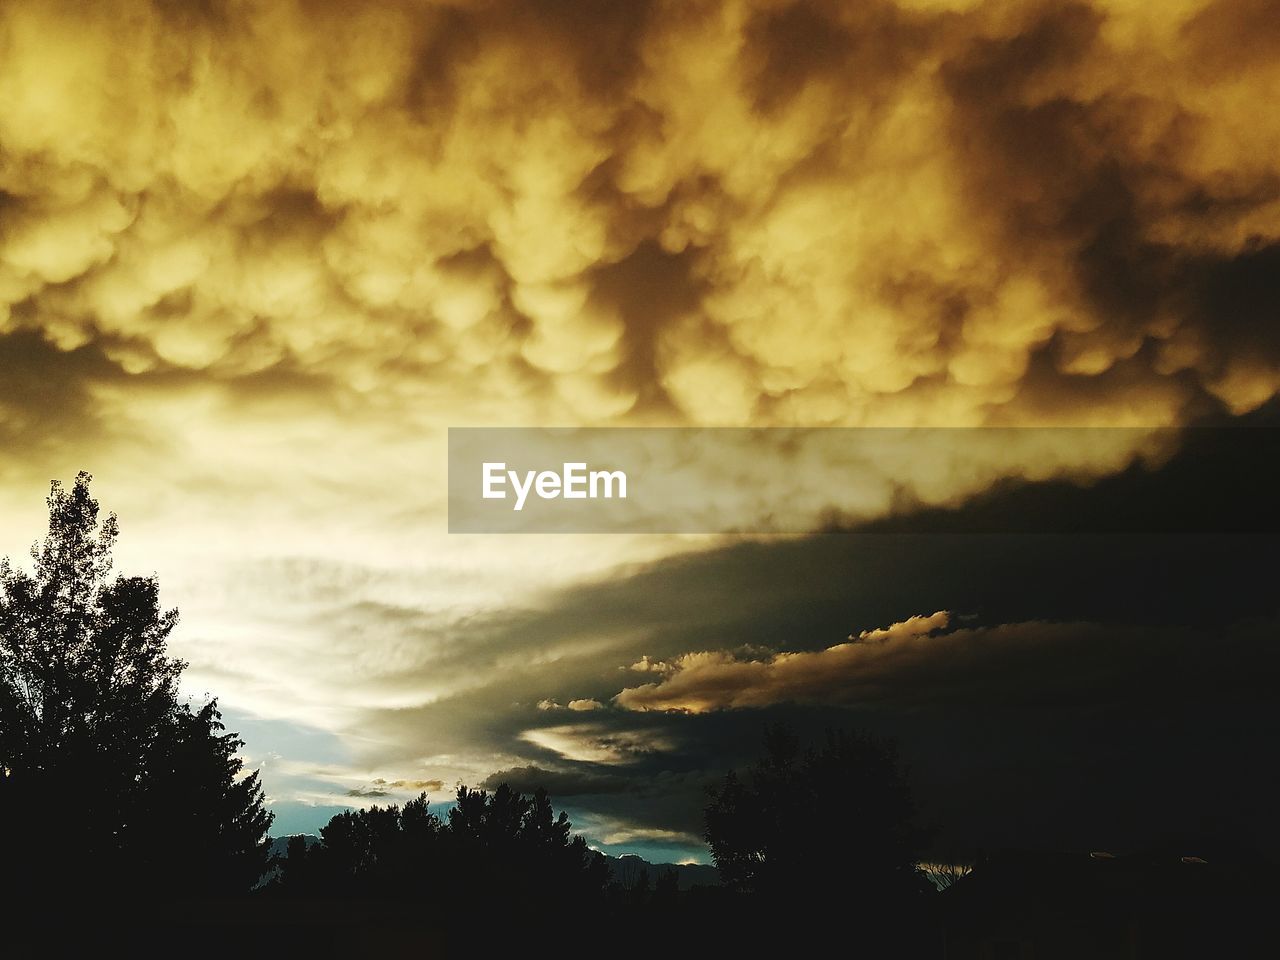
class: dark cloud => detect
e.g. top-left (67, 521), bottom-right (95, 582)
top-left (346, 778), bottom-right (445, 799)
top-left (480, 765), bottom-right (629, 798)
top-left (0, 330), bottom-right (117, 463)
top-left (857, 410), bottom-right (1280, 535)
top-left (612, 614), bottom-right (1277, 714)
top-left (376, 778), bottom-right (446, 793)
top-left (5, 0), bottom-right (1280, 433)
top-left (347, 422), bottom-right (1280, 855)
top-left (342, 776), bottom-right (446, 800)
top-left (345, 786), bottom-right (390, 799)
top-left (939, 2), bottom-right (1280, 416)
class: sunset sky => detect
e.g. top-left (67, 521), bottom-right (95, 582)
top-left (2, 0), bottom-right (1278, 863)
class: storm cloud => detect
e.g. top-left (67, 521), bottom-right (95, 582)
top-left (3, 0), bottom-right (1279, 860)
top-left (3, 0), bottom-right (1280, 443)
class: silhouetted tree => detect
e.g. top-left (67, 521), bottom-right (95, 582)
top-left (273, 784), bottom-right (609, 913)
top-left (922, 858), bottom-right (973, 891)
top-left (654, 867), bottom-right (679, 905)
top-left (704, 725), bottom-right (928, 905)
top-left (627, 865), bottom-right (651, 906)
top-left (0, 472), bottom-right (272, 899)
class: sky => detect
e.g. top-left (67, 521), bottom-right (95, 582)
top-left (1, 0), bottom-right (1278, 864)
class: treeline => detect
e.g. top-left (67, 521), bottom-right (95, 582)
top-left (263, 726), bottom-right (934, 914)
top-left (256, 725), bottom-right (939, 951)
top-left (269, 784), bottom-right (610, 909)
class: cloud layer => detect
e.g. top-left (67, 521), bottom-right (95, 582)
top-left (3, 0), bottom-right (1280, 448)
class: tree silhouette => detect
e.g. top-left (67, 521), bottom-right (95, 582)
top-left (0, 472), bottom-right (272, 899)
top-left (704, 725), bottom-right (928, 905)
top-left (273, 784), bottom-right (610, 911)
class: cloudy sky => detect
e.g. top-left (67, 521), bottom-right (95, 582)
top-left (1, 0), bottom-right (1278, 862)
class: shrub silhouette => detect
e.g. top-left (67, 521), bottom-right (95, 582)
top-left (0, 472), bottom-right (272, 899)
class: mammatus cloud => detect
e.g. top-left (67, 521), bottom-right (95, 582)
top-left (613, 611), bottom-right (953, 712)
top-left (3, 0), bottom-right (1280, 450)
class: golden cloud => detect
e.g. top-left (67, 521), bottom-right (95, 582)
top-left (1, 0), bottom-right (1277, 443)
top-left (613, 611), bottom-right (955, 712)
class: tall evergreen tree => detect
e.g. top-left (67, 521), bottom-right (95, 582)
top-left (0, 472), bottom-right (272, 898)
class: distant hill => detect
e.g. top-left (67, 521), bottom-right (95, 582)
top-left (266, 836), bottom-right (718, 890)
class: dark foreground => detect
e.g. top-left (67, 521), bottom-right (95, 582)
top-left (7, 850), bottom-right (1277, 958)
